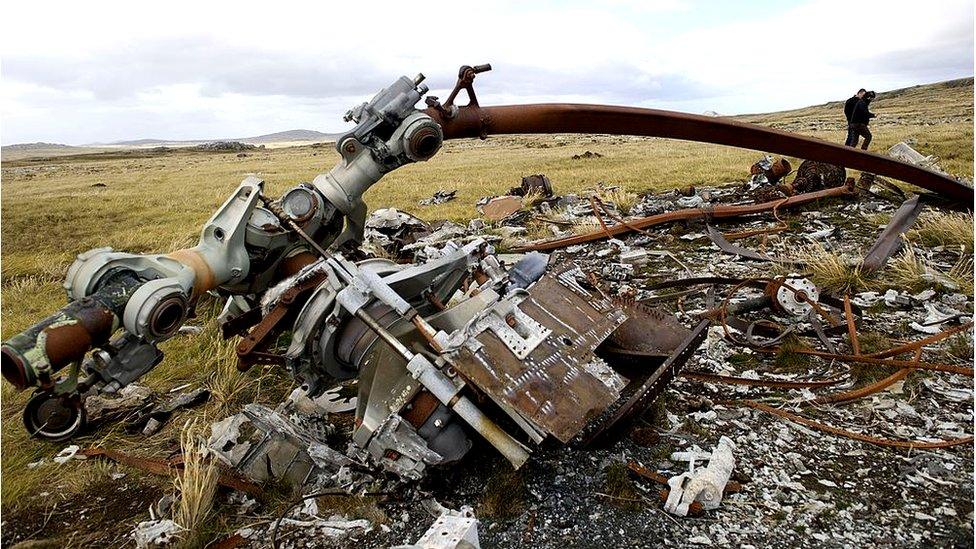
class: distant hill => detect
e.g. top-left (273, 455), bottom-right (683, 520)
top-left (243, 129), bottom-right (334, 143)
top-left (738, 77), bottom-right (974, 132)
top-left (3, 142), bottom-right (77, 151)
top-left (1, 142), bottom-right (112, 161)
top-left (99, 129), bottom-right (336, 148)
top-left (106, 138), bottom-right (181, 146)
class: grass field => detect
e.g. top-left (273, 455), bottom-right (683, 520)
top-left (1, 77), bottom-right (972, 544)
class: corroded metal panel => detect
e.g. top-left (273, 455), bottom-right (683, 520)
top-left (451, 264), bottom-right (626, 442)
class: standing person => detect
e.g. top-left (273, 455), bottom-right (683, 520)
top-left (849, 91), bottom-right (877, 150)
top-left (844, 89), bottom-right (866, 146)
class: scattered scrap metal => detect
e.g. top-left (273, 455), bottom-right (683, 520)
top-left (1, 64), bottom-right (972, 547)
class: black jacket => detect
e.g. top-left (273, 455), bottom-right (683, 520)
top-left (844, 96), bottom-right (859, 122)
top-left (851, 99), bottom-right (876, 124)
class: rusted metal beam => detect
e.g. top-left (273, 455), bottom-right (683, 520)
top-left (426, 104), bottom-right (973, 204)
top-left (78, 447), bottom-right (264, 497)
top-left (511, 183), bottom-right (854, 252)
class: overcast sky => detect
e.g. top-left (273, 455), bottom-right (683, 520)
top-left (1, 0), bottom-right (973, 145)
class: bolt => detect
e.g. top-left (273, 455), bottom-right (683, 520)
top-left (344, 142), bottom-right (356, 154)
top-left (230, 268), bottom-right (242, 278)
top-left (434, 418), bottom-right (443, 428)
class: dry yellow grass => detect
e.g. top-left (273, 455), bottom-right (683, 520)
top-left (174, 421), bottom-right (218, 548)
top-left (793, 243), bottom-right (867, 294)
top-left (909, 211), bottom-right (975, 253)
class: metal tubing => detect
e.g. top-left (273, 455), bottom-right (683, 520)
top-left (1, 270), bottom-right (142, 390)
top-left (353, 308), bottom-right (531, 467)
top-left (512, 183), bottom-right (853, 252)
top-left (426, 104), bottom-right (973, 204)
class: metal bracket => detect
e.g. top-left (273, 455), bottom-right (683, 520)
top-left (425, 64), bottom-right (492, 119)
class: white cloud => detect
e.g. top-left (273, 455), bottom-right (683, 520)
top-left (1, 0), bottom-right (972, 143)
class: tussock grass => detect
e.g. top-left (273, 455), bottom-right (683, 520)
top-left (174, 421), bottom-right (218, 548)
top-left (316, 494), bottom-right (388, 524)
top-left (774, 333), bottom-right (813, 373)
top-left (947, 256), bottom-right (975, 296)
top-left (793, 244), bottom-right (867, 294)
top-left (909, 211), bottom-right (974, 253)
top-left (884, 247), bottom-right (973, 296)
top-left (596, 186), bottom-right (638, 216)
top-left (572, 218), bottom-right (604, 236)
top-left (203, 329), bottom-right (255, 415)
top-left (603, 462), bottom-right (642, 511)
top-left (946, 332), bottom-right (974, 360)
top-left (886, 247), bottom-right (930, 292)
top-left (858, 332), bottom-right (893, 355)
top-left (479, 465), bottom-right (525, 520)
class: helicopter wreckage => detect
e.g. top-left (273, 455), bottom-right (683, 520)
top-left (2, 65), bottom-right (973, 492)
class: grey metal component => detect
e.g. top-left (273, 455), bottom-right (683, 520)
top-left (64, 248), bottom-right (195, 302)
top-left (456, 293), bottom-right (552, 359)
top-left (65, 177), bottom-right (264, 329)
top-left (88, 332), bottom-right (164, 390)
top-left (217, 295), bottom-right (252, 326)
top-left (194, 176), bottom-right (263, 287)
top-left (122, 278), bottom-right (187, 341)
top-left (207, 403), bottom-right (334, 488)
top-left (342, 74), bottom-right (429, 142)
top-left (417, 403), bottom-right (472, 463)
top-left (366, 414), bottom-right (443, 480)
top-left (244, 207), bottom-right (288, 249)
top-left (507, 252), bottom-right (549, 290)
top-left (329, 263), bottom-right (531, 468)
top-left (775, 276), bottom-right (819, 317)
top-left (280, 185), bottom-right (320, 222)
top-left (409, 507), bottom-right (480, 549)
top-left (353, 352), bottom-right (418, 448)
top-left (312, 74), bottom-right (441, 246)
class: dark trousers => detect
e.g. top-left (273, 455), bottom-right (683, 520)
top-left (847, 123), bottom-right (872, 150)
top-left (844, 124), bottom-right (856, 146)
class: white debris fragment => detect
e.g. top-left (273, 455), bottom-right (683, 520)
top-left (177, 324), bottom-right (203, 335)
top-left (910, 303), bottom-right (964, 334)
top-left (912, 289), bottom-right (936, 302)
top-left (664, 436), bottom-right (736, 516)
top-left (677, 195), bottom-right (706, 208)
top-left (804, 227), bottom-right (835, 240)
top-left (852, 291), bottom-right (881, 307)
top-left (132, 519), bottom-right (181, 548)
top-left (397, 505), bottom-right (480, 549)
top-left (54, 444), bottom-right (83, 465)
top-left (883, 289), bottom-right (911, 307)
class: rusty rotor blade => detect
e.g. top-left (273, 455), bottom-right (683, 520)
top-left (426, 104), bottom-right (973, 204)
top-left (511, 183), bottom-right (853, 252)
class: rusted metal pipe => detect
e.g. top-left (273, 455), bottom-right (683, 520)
top-left (512, 182), bottom-right (854, 252)
top-left (425, 104), bottom-right (973, 204)
top-left (1, 270), bottom-right (141, 390)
